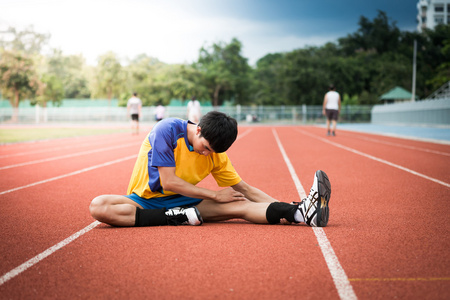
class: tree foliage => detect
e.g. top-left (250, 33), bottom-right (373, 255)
top-left (253, 11), bottom-right (450, 105)
top-left (1, 11), bottom-right (449, 117)
top-left (195, 38), bottom-right (251, 106)
top-left (46, 50), bottom-right (90, 99)
top-left (34, 73), bottom-right (64, 106)
top-left (91, 52), bottom-right (124, 103)
top-left (0, 50), bottom-right (40, 120)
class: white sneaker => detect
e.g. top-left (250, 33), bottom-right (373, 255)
top-left (296, 170), bottom-right (331, 227)
top-left (165, 207), bottom-right (203, 226)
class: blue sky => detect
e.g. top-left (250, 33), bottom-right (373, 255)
top-left (0, 0), bottom-right (418, 66)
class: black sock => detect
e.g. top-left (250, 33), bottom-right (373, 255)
top-left (266, 202), bottom-right (298, 224)
top-left (135, 207), bottom-right (168, 227)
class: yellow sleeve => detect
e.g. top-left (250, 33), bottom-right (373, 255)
top-left (210, 153), bottom-right (242, 187)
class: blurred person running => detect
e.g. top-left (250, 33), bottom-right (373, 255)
top-left (187, 96), bottom-right (202, 123)
top-left (322, 85), bottom-right (341, 136)
top-left (127, 92), bottom-right (142, 135)
top-left (155, 101), bottom-right (165, 122)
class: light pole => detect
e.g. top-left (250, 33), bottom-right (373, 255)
top-left (411, 40), bottom-right (417, 102)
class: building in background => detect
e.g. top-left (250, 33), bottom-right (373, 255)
top-left (379, 87), bottom-right (417, 105)
top-left (417, 0), bottom-right (450, 31)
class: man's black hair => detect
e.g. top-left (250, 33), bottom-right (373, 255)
top-left (198, 111), bottom-right (238, 153)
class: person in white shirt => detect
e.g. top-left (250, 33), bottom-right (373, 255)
top-left (127, 92), bottom-right (142, 135)
top-left (187, 96), bottom-right (202, 123)
top-left (322, 85), bottom-right (341, 136)
top-left (155, 101), bottom-right (165, 122)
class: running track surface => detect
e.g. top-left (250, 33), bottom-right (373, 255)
top-left (0, 126), bottom-right (449, 299)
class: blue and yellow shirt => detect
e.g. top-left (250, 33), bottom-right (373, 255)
top-left (127, 118), bottom-right (241, 199)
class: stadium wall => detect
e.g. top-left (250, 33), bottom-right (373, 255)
top-left (371, 98), bottom-right (450, 126)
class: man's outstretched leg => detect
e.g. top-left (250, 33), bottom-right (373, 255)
top-left (266, 170), bottom-right (331, 226)
top-left (197, 170), bottom-right (331, 227)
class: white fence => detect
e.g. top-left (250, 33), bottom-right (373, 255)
top-left (0, 105), bottom-right (373, 124)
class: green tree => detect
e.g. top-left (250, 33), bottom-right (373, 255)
top-left (46, 50), bottom-right (90, 98)
top-left (30, 73), bottom-right (64, 122)
top-left (283, 47), bottom-right (333, 105)
top-left (34, 73), bottom-right (64, 106)
top-left (195, 38), bottom-right (251, 106)
top-left (338, 11), bottom-right (400, 55)
top-left (424, 25), bottom-right (450, 92)
top-left (92, 52), bottom-right (125, 104)
top-left (427, 38), bottom-right (450, 90)
top-left (252, 53), bottom-right (286, 105)
top-left (120, 54), bottom-right (165, 106)
top-left (165, 64), bottom-right (209, 105)
top-left (0, 50), bottom-right (41, 121)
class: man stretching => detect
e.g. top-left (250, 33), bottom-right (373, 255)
top-left (90, 111), bottom-right (331, 227)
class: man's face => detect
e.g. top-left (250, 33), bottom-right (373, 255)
top-left (193, 127), bottom-right (214, 156)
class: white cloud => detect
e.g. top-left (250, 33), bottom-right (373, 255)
top-left (0, 0), bottom-right (337, 65)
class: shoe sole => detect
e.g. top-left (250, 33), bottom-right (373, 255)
top-left (316, 170), bottom-right (331, 227)
top-left (191, 207), bottom-right (203, 226)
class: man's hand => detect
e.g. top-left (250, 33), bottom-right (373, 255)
top-left (215, 187), bottom-right (246, 203)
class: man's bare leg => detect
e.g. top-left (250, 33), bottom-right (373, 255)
top-left (196, 199), bottom-right (270, 223)
top-left (90, 195), bottom-right (142, 226)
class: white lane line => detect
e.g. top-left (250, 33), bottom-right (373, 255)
top-left (237, 128), bottom-right (253, 141)
top-left (300, 130), bottom-right (450, 189)
top-left (272, 129), bottom-right (357, 300)
top-left (1, 129), bottom-right (247, 163)
top-left (340, 132), bottom-right (450, 157)
top-left (0, 155), bottom-right (137, 195)
top-left (0, 132), bottom-right (132, 159)
top-left (0, 129), bottom-right (252, 286)
top-left (0, 143), bottom-right (140, 170)
top-left (0, 221), bottom-right (100, 286)
top-left (271, 130), bottom-right (307, 199)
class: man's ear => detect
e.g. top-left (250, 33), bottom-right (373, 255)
top-left (196, 126), bottom-right (202, 135)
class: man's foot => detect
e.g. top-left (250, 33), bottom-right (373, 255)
top-left (332, 131), bottom-right (336, 136)
top-left (296, 170), bottom-right (331, 227)
top-left (165, 207), bottom-right (203, 226)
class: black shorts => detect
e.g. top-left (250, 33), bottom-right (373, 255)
top-left (325, 109), bottom-right (339, 121)
top-left (131, 114), bottom-right (139, 121)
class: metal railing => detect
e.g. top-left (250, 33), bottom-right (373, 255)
top-left (426, 81), bottom-right (450, 100)
top-left (0, 105), bottom-right (374, 124)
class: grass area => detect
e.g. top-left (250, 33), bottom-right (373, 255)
top-left (0, 127), bottom-right (128, 144)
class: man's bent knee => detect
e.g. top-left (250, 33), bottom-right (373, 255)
top-left (89, 195), bottom-right (109, 221)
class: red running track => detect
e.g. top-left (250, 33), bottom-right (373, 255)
top-left (0, 126), bottom-right (449, 299)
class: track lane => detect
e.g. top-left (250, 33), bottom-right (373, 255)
top-left (305, 127), bottom-right (450, 183)
top-left (3, 126), bottom-right (448, 299)
top-left (0, 132), bottom-right (145, 166)
top-left (0, 143), bottom-right (141, 191)
top-left (0, 126), bottom-right (343, 299)
top-left (0, 131), bottom-right (141, 155)
top-left (276, 127), bottom-right (450, 299)
top-left (338, 130), bottom-right (450, 157)
top-left (0, 158), bottom-right (135, 274)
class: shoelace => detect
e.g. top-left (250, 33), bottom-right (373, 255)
top-left (304, 190), bottom-right (318, 216)
top-left (292, 189), bottom-right (318, 219)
